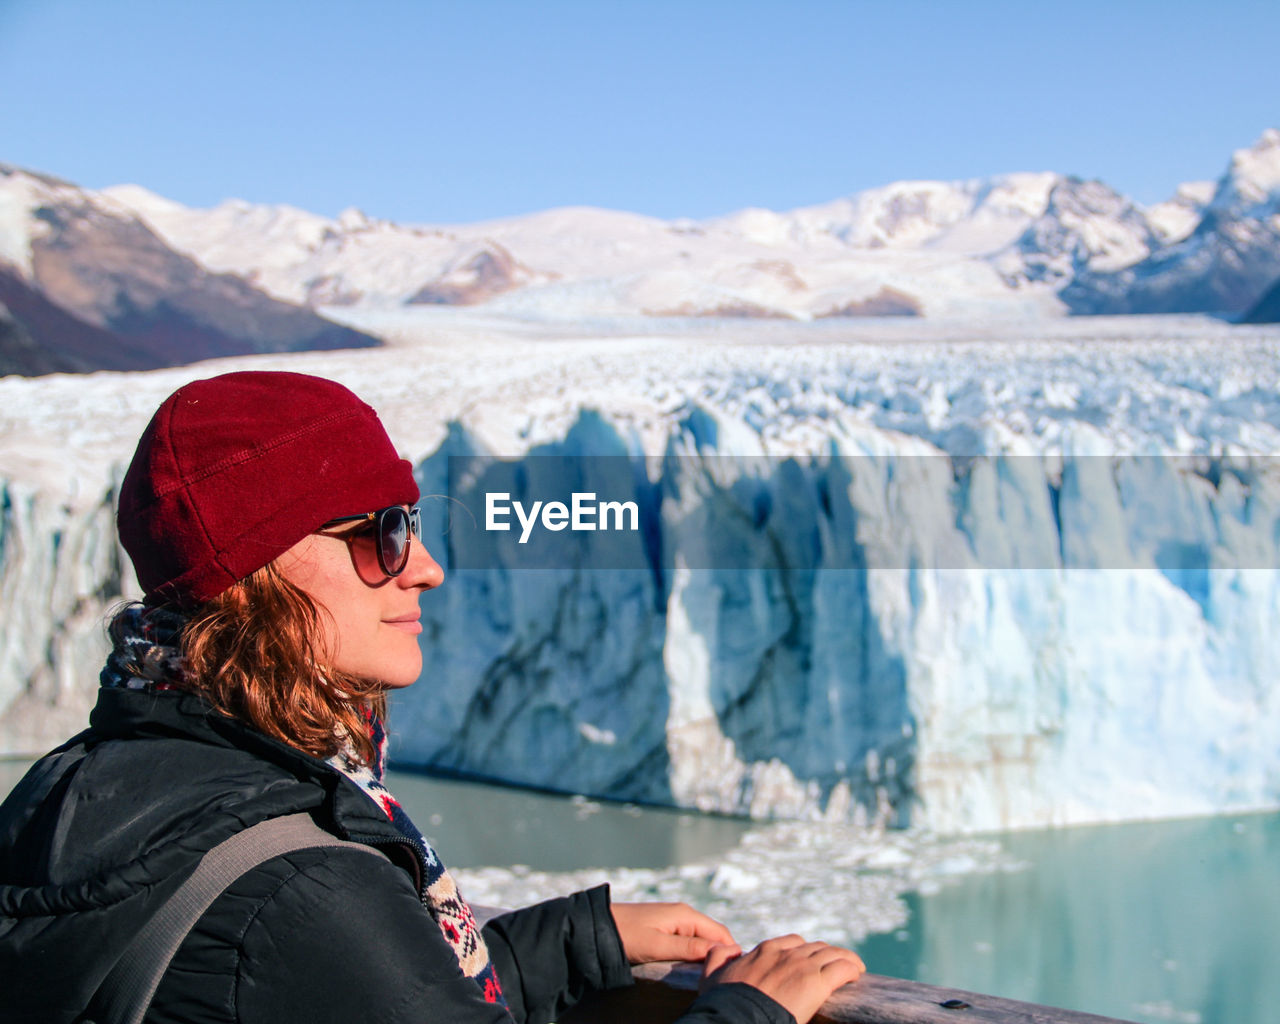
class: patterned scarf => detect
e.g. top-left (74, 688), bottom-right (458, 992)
top-left (100, 605), bottom-right (509, 1012)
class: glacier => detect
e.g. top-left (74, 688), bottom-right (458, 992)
top-left (403, 425), bottom-right (1280, 833)
top-left (2, 311), bottom-right (1279, 833)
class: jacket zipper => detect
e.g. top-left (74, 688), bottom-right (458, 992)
top-left (343, 832), bottom-right (430, 901)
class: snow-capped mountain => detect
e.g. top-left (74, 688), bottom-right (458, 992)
top-left (0, 165), bottom-right (378, 374)
top-left (99, 167), bottom-right (1212, 321)
top-left (1147, 180), bottom-right (1216, 244)
top-left (992, 177), bottom-right (1164, 288)
top-left (6, 132), bottom-right (1278, 341)
top-left (1064, 130), bottom-right (1280, 315)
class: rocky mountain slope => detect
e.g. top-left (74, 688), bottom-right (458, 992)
top-left (1242, 276), bottom-right (1280, 323)
top-left (1062, 130), bottom-right (1280, 315)
top-left (0, 165), bottom-right (380, 375)
top-left (0, 265), bottom-right (184, 375)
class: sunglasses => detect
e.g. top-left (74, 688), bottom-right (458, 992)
top-left (317, 504), bottom-right (422, 578)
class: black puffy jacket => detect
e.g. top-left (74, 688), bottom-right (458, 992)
top-left (0, 688), bottom-right (790, 1024)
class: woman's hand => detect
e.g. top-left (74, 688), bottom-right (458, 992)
top-left (610, 901), bottom-right (739, 965)
top-left (701, 934), bottom-right (866, 1024)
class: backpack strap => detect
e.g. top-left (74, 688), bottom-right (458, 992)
top-left (89, 812), bottom-right (388, 1024)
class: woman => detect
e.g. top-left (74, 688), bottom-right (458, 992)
top-left (0, 370), bottom-right (864, 1024)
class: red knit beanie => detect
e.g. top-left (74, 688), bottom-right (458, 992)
top-left (118, 370), bottom-right (420, 607)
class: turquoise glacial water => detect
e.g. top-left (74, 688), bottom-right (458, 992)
top-left (858, 812), bottom-right (1278, 1024)
top-left (390, 771), bottom-right (1275, 1024)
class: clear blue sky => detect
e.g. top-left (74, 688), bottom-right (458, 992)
top-left (1, 0), bottom-right (1277, 224)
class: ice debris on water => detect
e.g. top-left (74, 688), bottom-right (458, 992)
top-left (455, 818), bottom-right (1024, 948)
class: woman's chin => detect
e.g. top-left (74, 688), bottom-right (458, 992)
top-left (376, 659), bottom-right (424, 690)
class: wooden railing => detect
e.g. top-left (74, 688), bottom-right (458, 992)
top-left (561, 958), bottom-right (1141, 1024)
top-left (473, 905), bottom-right (1139, 1024)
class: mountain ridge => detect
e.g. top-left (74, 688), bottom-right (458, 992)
top-left (94, 140), bottom-right (1267, 320)
top-left (5, 132), bottom-right (1280, 349)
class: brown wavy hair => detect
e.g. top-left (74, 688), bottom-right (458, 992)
top-left (178, 561), bottom-right (387, 766)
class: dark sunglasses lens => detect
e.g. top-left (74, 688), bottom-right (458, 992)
top-left (378, 507), bottom-right (412, 576)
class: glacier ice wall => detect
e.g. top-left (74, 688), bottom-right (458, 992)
top-left (387, 409), bottom-right (1280, 832)
top-left (0, 474), bottom-right (135, 752)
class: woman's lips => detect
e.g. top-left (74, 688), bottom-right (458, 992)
top-left (383, 613), bottom-right (422, 635)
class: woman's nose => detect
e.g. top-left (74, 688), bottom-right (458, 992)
top-left (401, 535), bottom-right (445, 590)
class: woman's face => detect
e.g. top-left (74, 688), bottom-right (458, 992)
top-left (276, 517), bottom-right (444, 688)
